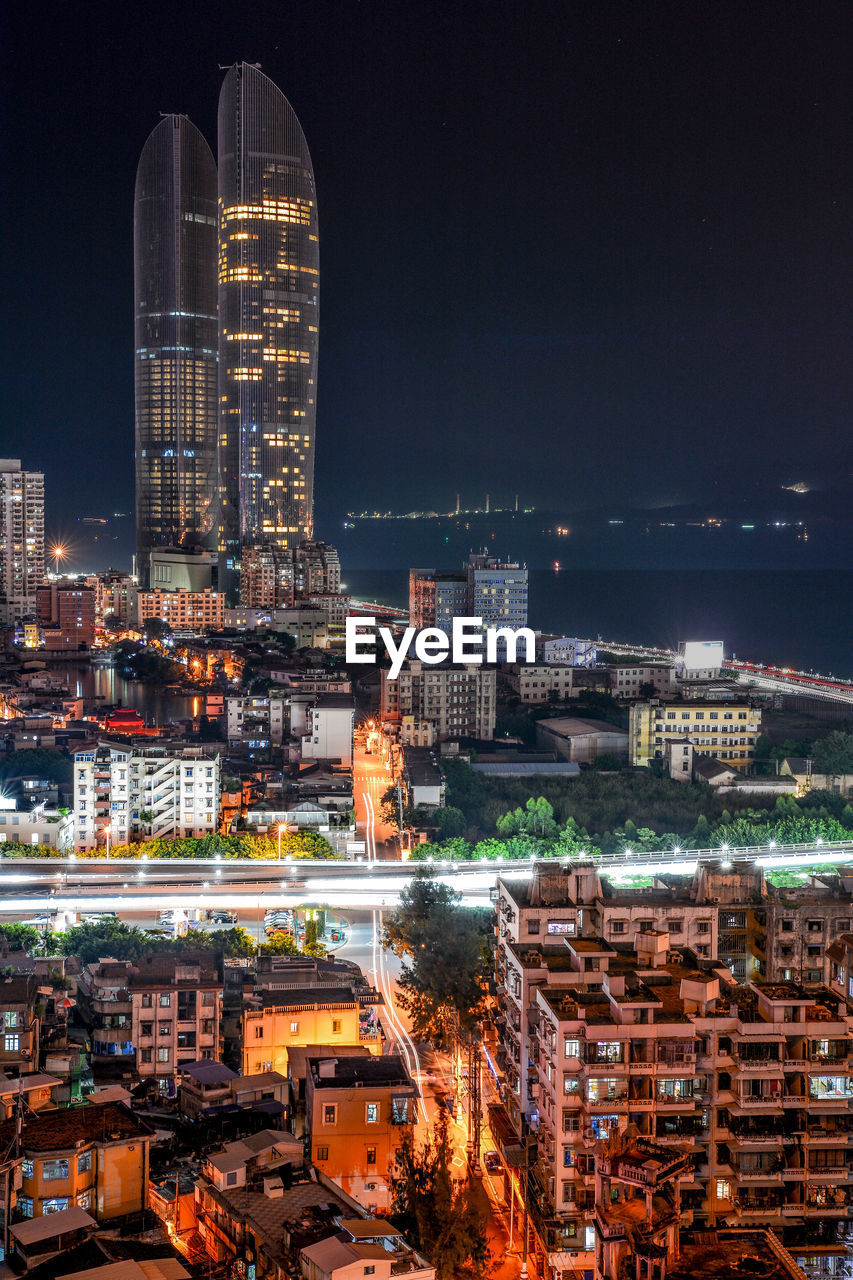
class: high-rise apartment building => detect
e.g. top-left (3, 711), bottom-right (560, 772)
top-left (134, 116), bottom-right (219, 587)
top-left (466, 552), bottom-right (528, 633)
top-left (217, 63), bottom-right (319, 598)
top-left (409, 554), bottom-right (527, 641)
top-left (493, 866), bottom-right (853, 1280)
top-left (0, 460), bottom-right (44, 625)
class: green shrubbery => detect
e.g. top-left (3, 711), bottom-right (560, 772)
top-left (407, 767), bottom-right (853, 863)
top-left (1, 830), bottom-right (339, 860)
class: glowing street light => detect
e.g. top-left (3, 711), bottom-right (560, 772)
top-left (50, 544), bottom-right (67, 577)
top-left (104, 824), bottom-right (111, 858)
top-left (278, 823), bottom-right (285, 861)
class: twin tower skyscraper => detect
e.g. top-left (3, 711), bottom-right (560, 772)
top-left (134, 63), bottom-right (318, 602)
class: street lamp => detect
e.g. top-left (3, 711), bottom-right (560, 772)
top-left (104, 824), bottom-right (111, 859)
top-left (278, 823), bottom-right (284, 861)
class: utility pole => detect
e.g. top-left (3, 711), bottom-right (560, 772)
top-left (395, 780), bottom-right (404, 842)
top-left (466, 1038), bottom-right (482, 1167)
top-left (520, 1117), bottom-right (532, 1280)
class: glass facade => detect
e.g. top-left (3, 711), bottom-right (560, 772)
top-left (134, 115), bottom-right (218, 587)
top-left (217, 63), bottom-right (319, 597)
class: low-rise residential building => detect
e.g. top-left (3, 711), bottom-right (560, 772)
top-left (0, 796), bottom-right (74, 850)
top-left (630, 697), bottom-right (762, 772)
top-left (305, 1055), bottom-right (418, 1211)
top-left (301, 1222), bottom-right (434, 1280)
top-left (136, 587), bottom-right (225, 631)
top-left (36, 583), bottom-right (96, 650)
top-left (195, 1139), bottom-right (355, 1275)
top-left (780, 757), bottom-right (853, 798)
top-left (243, 967), bottom-right (384, 1077)
top-left (0, 1102), bottom-right (152, 1224)
top-left (0, 975), bottom-right (41, 1075)
top-left (507, 664), bottom-right (578, 703)
top-left (381, 661), bottom-right (496, 741)
top-left (80, 953), bottom-right (222, 1094)
top-left (401, 746), bottom-right (444, 809)
top-left (227, 693), bottom-right (288, 749)
top-left (73, 740), bottom-right (220, 848)
top-left (300, 693), bottom-right (354, 766)
top-left (607, 660), bottom-right (677, 700)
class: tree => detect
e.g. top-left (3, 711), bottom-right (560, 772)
top-left (813, 732), bottom-right (853, 782)
top-left (0, 923), bottom-right (43, 953)
top-left (142, 617), bottom-right (172, 642)
top-left (391, 1108), bottom-right (491, 1280)
top-left (260, 931), bottom-right (300, 956)
top-left (382, 875), bottom-right (491, 1045)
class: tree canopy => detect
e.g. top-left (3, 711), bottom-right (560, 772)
top-left (391, 1108), bottom-right (491, 1280)
top-left (382, 875), bottom-right (492, 1045)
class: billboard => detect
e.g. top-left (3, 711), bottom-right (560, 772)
top-left (679, 640), bottom-right (724, 671)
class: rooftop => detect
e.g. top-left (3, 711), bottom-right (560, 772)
top-left (309, 1055), bottom-right (417, 1092)
top-left (287, 1045), bottom-right (371, 1080)
top-left (669, 1229), bottom-right (807, 1280)
top-left (0, 1101), bottom-right (151, 1153)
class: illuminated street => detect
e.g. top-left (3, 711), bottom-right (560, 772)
top-left (353, 727), bottom-right (399, 861)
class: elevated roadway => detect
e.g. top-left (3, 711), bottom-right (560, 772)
top-left (0, 838), bottom-right (851, 921)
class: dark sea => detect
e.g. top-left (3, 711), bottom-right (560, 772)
top-left (342, 569), bottom-right (853, 681)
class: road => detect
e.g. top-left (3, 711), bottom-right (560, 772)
top-left (1, 836), bottom-right (852, 920)
top-left (353, 735), bottom-right (398, 860)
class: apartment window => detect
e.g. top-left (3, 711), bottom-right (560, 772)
top-left (366, 1102), bottom-right (379, 1123)
top-left (316, 1146), bottom-right (329, 1161)
top-left (290, 1021), bottom-right (299, 1034)
top-left (141, 1049), bottom-right (152, 1063)
top-left (254, 1026), bottom-right (264, 1040)
top-left (140, 1022), bottom-right (153, 1037)
top-left (781, 920), bottom-right (794, 932)
top-left (528, 920), bottom-right (540, 935)
top-left (365, 1269), bottom-right (376, 1276)
top-left (564, 1038), bottom-right (580, 1059)
top-left (323, 1104), bottom-right (337, 1125)
top-left (159, 1022), bottom-right (172, 1036)
top-left (4, 1034), bottom-right (19, 1053)
top-left (716, 1179), bottom-right (732, 1201)
top-left (666, 920), bottom-right (683, 934)
top-left (21, 1159), bottom-right (33, 1179)
top-left (366, 1146), bottom-right (377, 1166)
top-left (77, 1150), bottom-right (92, 1174)
top-left (610, 921), bottom-right (626, 935)
top-left (697, 922), bottom-right (710, 934)
top-left (142, 994), bottom-right (152, 1008)
top-left (563, 1147), bottom-right (575, 1167)
top-left (42, 1159), bottom-right (69, 1181)
top-left (17, 1197), bottom-right (33, 1218)
top-left (77, 1189), bottom-right (91, 1209)
top-left (157, 1047), bottom-right (170, 1063)
top-left (807, 920), bottom-right (824, 933)
top-left (41, 1197), bottom-right (69, 1215)
top-left (332, 1020), bottom-right (342, 1034)
top-left (563, 1077), bottom-right (579, 1095)
top-left (159, 993), bottom-right (171, 1007)
top-left (3, 1012), bottom-right (16, 1029)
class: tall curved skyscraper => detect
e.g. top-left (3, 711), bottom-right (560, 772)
top-left (217, 63), bottom-right (319, 595)
top-left (134, 115), bottom-right (218, 586)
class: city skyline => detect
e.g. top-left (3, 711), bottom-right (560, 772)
top-left (2, 2), bottom-right (850, 548)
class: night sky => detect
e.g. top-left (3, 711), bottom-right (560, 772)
top-left (2, 1), bottom-right (851, 549)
